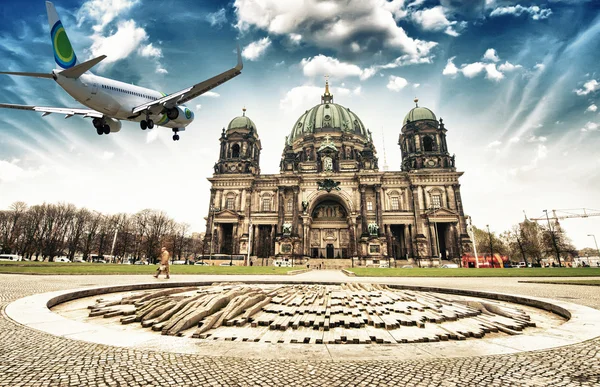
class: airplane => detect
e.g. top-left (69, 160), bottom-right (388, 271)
top-left (0, 1), bottom-right (243, 141)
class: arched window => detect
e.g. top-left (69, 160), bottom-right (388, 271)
top-left (225, 194), bottom-right (236, 210)
top-left (388, 190), bottom-right (401, 211)
top-left (423, 136), bottom-right (435, 152)
top-left (232, 144), bottom-right (240, 158)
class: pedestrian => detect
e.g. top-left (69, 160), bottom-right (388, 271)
top-left (154, 246), bottom-right (170, 279)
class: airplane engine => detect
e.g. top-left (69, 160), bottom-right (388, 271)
top-left (106, 117), bottom-right (122, 133)
top-left (166, 107), bottom-right (180, 120)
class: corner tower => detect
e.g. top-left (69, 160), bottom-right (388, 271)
top-left (214, 108), bottom-right (261, 175)
top-left (399, 99), bottom-right (455, 171)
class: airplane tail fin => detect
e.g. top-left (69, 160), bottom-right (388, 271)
top-left (46, 1), bottom-right (78, 69)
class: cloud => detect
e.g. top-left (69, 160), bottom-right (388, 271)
top-left (100, 151), bottom-right (114, 160)
top-left (77, 0), bottom-right (139, 32)
top-left (490, 5), bottom-right (552, 20)
top-left (233, 0), bottom-right (437, 63)
top-left (586, 104), bottom-right (598, 113)
top-left (411, 6), bottom-right (460, 36)
top-left (386, 75), bottom-right (409, 91)
top-left (242, 37), bottom-right (271, 61)
top-left (509, 136), bottom-right (520, 143)
top-left (482, 48), bottom-right (499, 62)
top-left (0, 159), bottom-right (45, 182)
top-left (279, 85), bottom-right (356, 113)
top-left (487, 140), bottom-right (502, 148)
top-left (575, 79), bottom-right (600, 96)
top-left (202, 92), bottom-right (220, 98)
top-left (206, 8), bottom-right (227, 27)
top-left (441, 53), bottom-right (523, 82)
top-left (510, 143), bottom-right (548, 174)
top-left (156, 67), bottom-right (168, 74)
top-left (442, 57), bottom-right (458, 76)
top-left (581, 122), bottom-right (598, 132)
top-left (289, 33), bottom-right (302, 45)
top-left (195, 104), bottom-right (202, 111)
top-left (498, 61), bottom-right (522, 72)
top-left (300, 55), bottom-right (374, 80)
top-left (138, 43), bottom-right (162, 58)
top-left (89, 20), bottom-right (148, 66)
top-left (527, 135), bottom-right (547, 143)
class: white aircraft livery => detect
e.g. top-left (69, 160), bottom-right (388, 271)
top-left (0, 1), bottom-right (243, 141)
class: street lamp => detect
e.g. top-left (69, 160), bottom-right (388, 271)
top-left (486, 225), bottom-right (494, 268)
top-left (588, 234), bottom-right (600, 264)
top-left (543, 210), bottom-right (562, 267)
top-left (208, 206), bottom-right (220, 262)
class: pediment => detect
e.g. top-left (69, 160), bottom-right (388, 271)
top-left (214, 209), bottom-right (241, 222)
top-left (425, 207), bottom-right (459, 221)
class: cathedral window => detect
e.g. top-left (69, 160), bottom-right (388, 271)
top-left (391, 197), bottom-right (400, 211)
top-left (431, 194), bottom-right (441, 209)
top-left (232, 144), bottom-right (240, 158)
top-left (226, 197), bottom-right (235, 210)
top-left (367, 201), bottom-right (373, 211)
top-left (286, 200), bottom-right (293, 213)
top-left (262, 198), bottom-right (271, 212)
top-left (423, 136), bottom-right (435, 152)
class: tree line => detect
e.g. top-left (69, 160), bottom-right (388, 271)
top-left (471, 219), bottom-right (579, 265)
top-left (0, 202), bottom-right (203, 262)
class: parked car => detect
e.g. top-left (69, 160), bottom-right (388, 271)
top-left (55, 257), bottom-right (71, 263)
top-left (133, 260), bottom-right (148, 265)
top-left (379, 262), bottom-right (390, 268)
top-left (273, 260), bottom-right (292, 267)
top-left (401, 265), bottom-right (413, 269)
top-left (441, 264), bottom-right (459, 268)
top-left (172, 260), bottom-right (186, 265)
top-left (194, 261), bottom-right (210, 266)
top-left (220, 262), bottom-right (234, 266)
top-left (0, 254), bottom-right (22, 261)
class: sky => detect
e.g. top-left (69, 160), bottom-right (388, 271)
top-left (0, 0), bottom-right (599, 249)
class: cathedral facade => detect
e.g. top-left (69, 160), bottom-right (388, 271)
top-left (204, 82), bottom-right (472, 266)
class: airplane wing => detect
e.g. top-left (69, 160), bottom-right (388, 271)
top-left (0, 103), bottom-right (103, 119)
top-left (131, 47), bottom-right (243, 115)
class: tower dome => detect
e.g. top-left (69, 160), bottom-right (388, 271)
top-left (227, 108), bottom-right (257, 133)
top-left (403, 99), bottom-right (436, 126)
top-left (287, 80), bottom-right (368, 145)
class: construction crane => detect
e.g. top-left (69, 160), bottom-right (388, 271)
top-left (529, 208), bottom-right (600, 222)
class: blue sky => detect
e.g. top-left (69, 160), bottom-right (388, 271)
top-left (0, 0), bottom-right (599, 248)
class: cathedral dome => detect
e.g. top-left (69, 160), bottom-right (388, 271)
top-left (287, 81), bottom-right (368, 145)
top-left (403, 100), bottom-right (436, 126)
top-left (227, 108), bottom-right (256, 131)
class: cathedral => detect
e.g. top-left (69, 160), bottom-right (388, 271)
top-left (204, 81), bottom-right (472, 267)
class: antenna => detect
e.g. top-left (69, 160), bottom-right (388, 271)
top-left (381, 127), bottom-right (389, 172)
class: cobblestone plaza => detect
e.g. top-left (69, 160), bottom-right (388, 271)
top-left (2, 271), bottom-right (600, 386)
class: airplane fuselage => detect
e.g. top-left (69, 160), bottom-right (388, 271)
top-left (54, 71), bottom-right (194, 129)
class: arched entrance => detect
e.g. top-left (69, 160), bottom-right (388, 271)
top-left (308, 197), bottom-right (353, 258)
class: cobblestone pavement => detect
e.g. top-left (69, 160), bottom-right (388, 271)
top-left (1, 273), bottom-right (600, 387)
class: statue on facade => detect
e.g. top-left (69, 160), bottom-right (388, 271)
top-left (323, 156), bottom-right (333, 172)
top-left (214, 163), bottom-right (220, 173)
top-left (367, 222), bottom-right (379, 236)
top-left (302, 200), bottom-right (309, 214)
top-left (282, 222), bottom-right (292, 236)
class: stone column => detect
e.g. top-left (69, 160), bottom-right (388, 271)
top-left (207, 189), bottom-right (216, 231)
top-left (233, 224), bottom-right (239, 254)
top-left (292, 187), bottom-right (299, 235)
top-left (303, 222), bottom-right (309, 256)
top-left (404, 225), bottom-right (411, 258)
top-left (270, 225), bottom-right (276, 257)
top-left (277, 188), bottom-right (285, 231)
top-left (348, 219), bottom-right (357, 257)
top-left (385, 225), bottom-right (393, 259)
top-left (360, 185), bottom-right (368, 235)
top-left (375, 185), bottom-right (383, 228)
top-left (453, 184), bottom-right (467, 234)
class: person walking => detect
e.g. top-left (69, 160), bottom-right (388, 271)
top-left (154, 246), bottom-right (170, 279)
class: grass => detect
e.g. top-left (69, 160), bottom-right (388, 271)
top-left (347, 267), bottom-right (600, 277)
top-left (0, 261), bottom-right (293, 275)
top-left (519, 279), bottom-right (600, 286)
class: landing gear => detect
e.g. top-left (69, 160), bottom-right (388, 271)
top-left (103, 125), bottom-right (110, 135)
top-left (147, 119), bottom-right (154, 129)
top-left (172, 128), bottom-right (180, 141)
top-left (93, 118), bottom-right (109, 135)
top-left (140, 120), bottom-right (147, 130)
top-left (96, 127), bottom-right (103, 135)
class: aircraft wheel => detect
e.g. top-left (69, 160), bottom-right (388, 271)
top-left (147, 120), bottom-right (154, 129)
top-left (103, 125), bottom-right (110, 135)
top-left (173, 134), bottom-right (180, 141)
top-left (140, 120), bottom-right (147, 130)
top-left (96, 127), bottom-right (103, 135)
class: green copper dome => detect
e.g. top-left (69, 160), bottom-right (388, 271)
top-left (403, 106), bottom-right (437, 126)
top-left (227, 110), bottom-right (256, 131)
top-left (288, 103), bottom-right (368, 145)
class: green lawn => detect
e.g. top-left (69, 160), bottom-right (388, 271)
top-left (347, 267), bottom-right (600, 277)
top-left (0, 261), bottom-right (293, 275)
